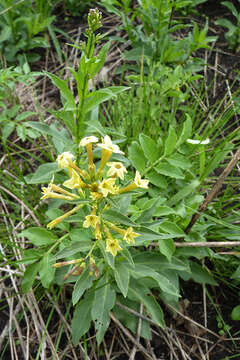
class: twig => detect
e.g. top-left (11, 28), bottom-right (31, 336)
top-left (129, 303), bottom-right (143, 360)
top-left (185, 147), bottom-right (240, 234)
top-left (175, 241), bottom-right (240, 247)
top-left (110, 312), bottom-right (153, 360)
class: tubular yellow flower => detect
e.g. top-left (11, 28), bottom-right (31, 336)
top-left (108, 224), bottom-right (139, 244)
top-left (99, 178), bottom-right (116, 197)
top-left (90, 191), bottom-right (103, 201)
top-left (83, 207), bottom-right (100, 228)
top-left (47, 204), bottom-right (83, 229)
top-left (41, 181), bottom-right (79, 200)
top-left (57, 152), bottom-right (75, 169)
top-left (106, 237), bottom-right (122, 257)
top-left (94, 223), bottom-right (102, 240)
top-left (80, 136), bottom-right (98, 147)
top-left (106, 162), bottom-right (127, 180)
top-left (123, 227), bottom-right (140, 244)
top-left (63, 169), bottom-right (88, 190)
top-left (118, 171), bottom-right (149, 194)
top-left (83, 214), bottom-right (100, 228)
top-left (97, 135), bottom-right (124, 172)
top-left (80, 136), bottom-right (98, 170)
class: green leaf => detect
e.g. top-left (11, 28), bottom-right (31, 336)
top-left (186, 261), bottom-right (217, 285)
top-left (113, 297), bottom-right (152, 340)
top-left (201, 143), bottom-right (232, 181)
top-left (167, 180), bottom-right (200, 206)
top-left (147, 170), bottom-right (168, 188)
top-left (164, 126), bottom-right (177, 156)
top-left (72, 267), bottom-right (93, 305)
top-left (114, 261), bottom-right (129, 297)
top-left (26, 121), bottom-right (72, 145)
top-left (102, 209), bottom-right (136, 227)
top-left (139, 133), bottom-right (160, 162)
top-left (159, 221), bottom-right (185, 237)
top-left (231, 265), bottom-right (240, 280)
top-left (44, 72), bottom-right (76, 111)
top-left (2, 121), bottom-right (15, 142)
top-left (128, 279), bottom-right (165, 327)
top-left (21, 261), bottom-right (40, 293)
top-left (25, 162), bottom-right (58, 184)
top-left (154, 206), bottom-right (175, 216)
top-left (84, 86), bottom-right (129, 114)
top-left (154, 162), bottom-right (184, 179)
top-left (130, 264), bottom-right (179, 297)
top-left (136, 226), bottom-right (182, 243)
top-left (72, 292), bottom-right (94, 345)
top-left (39, 255), bottom-right (55, 288)
top-left (18, 227), bottom-right (57, 246)
top-left (158, 239), bottom-right (176, 261)
top-left (133, 252), bottom-right (190, 272)
top-left (176, 114), bottom-right (192, 146)
top-left (16, 111), bottom-right (36, 121)
top-left (88, 41), bottom-right (111, 78)
top-left (136, 198), bottom-right (159, 223)
top-left (128, 141), bottom-right (147, 173)
top-left (91, 274), bottom-right (116, 344)
top-left (166, 153), bottom-right (192, 170)
top-left (231, 305), bottom-right (240, 321)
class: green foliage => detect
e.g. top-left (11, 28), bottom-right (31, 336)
top-left (0, 0), bottom-right (61, 64)
top-left (0, 66), bottom-right (41, 142)
top-left (101, 0), bottom-right (216, 71)
top-left (64, 0), bottom-right (94, 16)
top-left (215, 1), bottom-right (240, 51)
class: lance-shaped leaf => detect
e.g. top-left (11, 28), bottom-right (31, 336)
top-left (91, 274), bottom-right (116, 344)
top-left (72, 267), bottom-right (93, 305)
top-left (128, 279), bottom-right (165, 327)
top-left (72, 292), bottom-right (94, 345)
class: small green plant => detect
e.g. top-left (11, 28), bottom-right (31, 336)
top-left (0, 65), bottom-right (40, 142)
top-left (101, 0), bottom-right (216, 72)
top-left (0, 0), bottom-right (60, 64)
top-left (215, 1), bottom-right (240, 52)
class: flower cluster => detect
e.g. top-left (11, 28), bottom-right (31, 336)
top-left (41, 135), bottom-right (149, 257)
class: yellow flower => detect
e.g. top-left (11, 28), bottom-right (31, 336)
top-left (97, 135), bottom-right (124, 154)
top-left (94, 223), bottom-right (102, 240)
top-left (79, 136), bottom-right (99, 147)
top-left (106, 162), bottom-right (127, 180)
top-left (83, 207), bottom-right (100, 228)
top-left (83, 214), bottom-right (100, 228)
top-left (123, 227), bottom-right (140, 244)
top-left (107, 224), bottom-right (139, 244)
top-left (63, 169), bottom-right (87, 190)
top-left (80, 136), bottom-right (98, 171)
top-left (90, 191), bottom-right (103, 201)
top-left (134, 171), bottom-right (149, 188)
top-left (97, 135), bottom-right (124, 172)
top-left (57, 152), bottom-right (75, 169)
top-left (118, 171), bottom-right (149, 194)
top-left (41, 179), bottom-right (79, 200)
top-left (106, 238), bottom-right (122, 257)
top-left (99, 178), bottom-right (116, 197)
top-left (47, 204), bottom-right (83, 229)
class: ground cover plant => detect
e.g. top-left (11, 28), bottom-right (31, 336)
top-left (1, 0), bottom-right (240, 359)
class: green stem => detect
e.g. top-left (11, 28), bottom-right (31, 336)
top-left (142, 155), bottom-right (164, 176)
top-left (76, 31), bottom-right (95, 163)
top-left (46, 233), bottom-right (69, 255)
